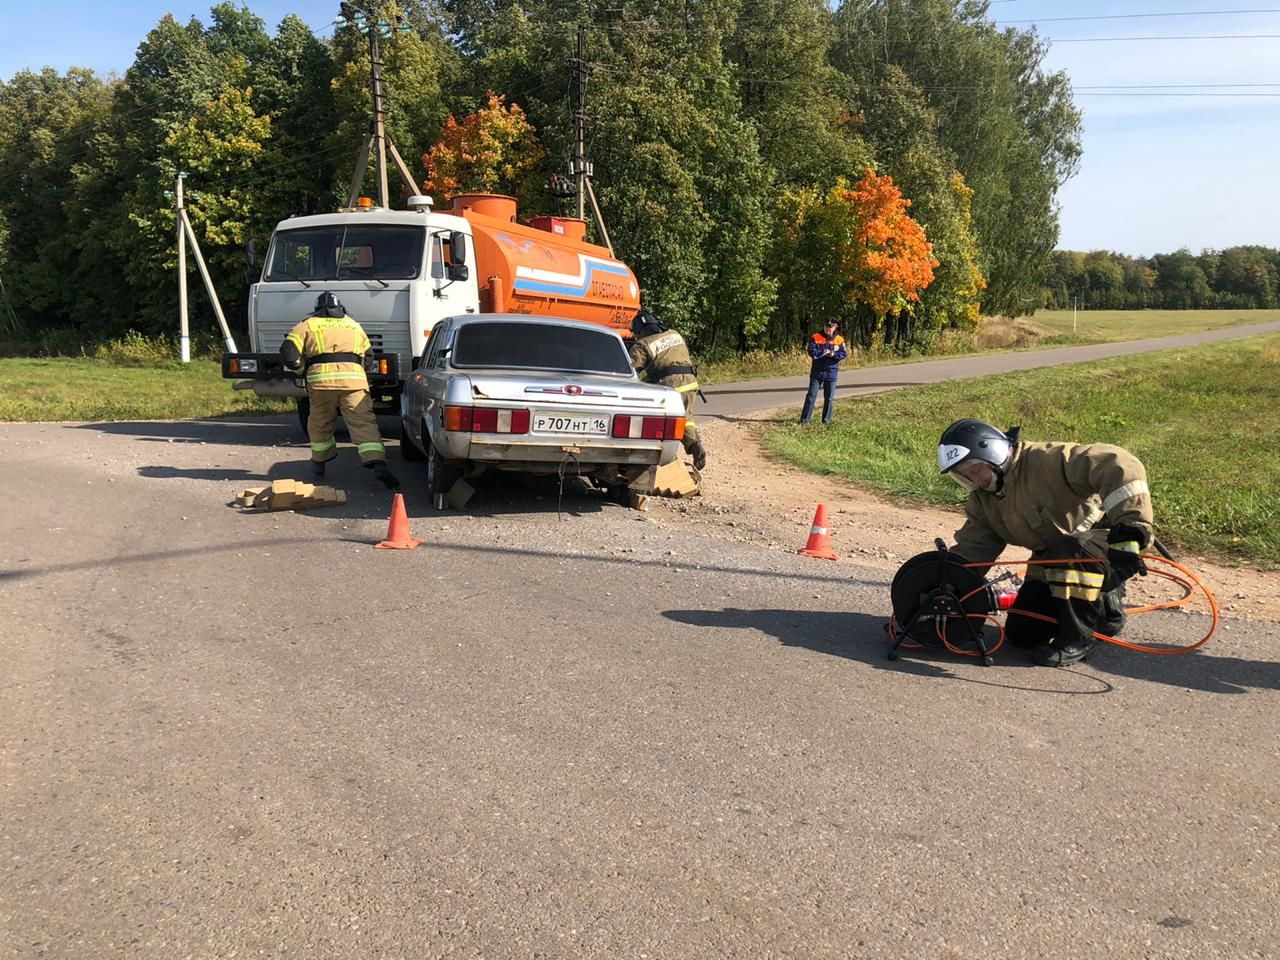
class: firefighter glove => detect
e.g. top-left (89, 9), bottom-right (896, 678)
top-left (690, 440), bottom-right (707, 471)
top-left (1107, 524), bottom-right (1149, 580)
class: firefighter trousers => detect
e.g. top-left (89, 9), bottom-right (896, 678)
top-left (1006, 538), bottom-right (1125, 649)
top-left (307, 388), bottom-right (387, 465)
top-left (664, 380), bottom-right (699, 451)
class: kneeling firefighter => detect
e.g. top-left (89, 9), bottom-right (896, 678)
top-left (280, 292), bottom-right (399, 489)
top-left (936, 418), bottom-right (1154, 666)
top-left (627, 309), bottom-right (707, 470)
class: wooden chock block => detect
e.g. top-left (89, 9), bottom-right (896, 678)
top-left (651, 460), bottom-right (700, 498)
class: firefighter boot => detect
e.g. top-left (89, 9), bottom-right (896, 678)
top-left (311, 460), bottom-right (326, 479)
top-left (1032, 636), bottom-right (1097, 667)
top-left (371, 461), bottom-right (400, 489)
top-left (689, 440), bottom-right (707, 471)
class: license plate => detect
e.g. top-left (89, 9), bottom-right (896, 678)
top-left (532, 412), bottom-right (609, 435)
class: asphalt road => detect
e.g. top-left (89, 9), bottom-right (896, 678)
top-left (2, 327), bottom-right (1278, 958)
top-left (700, 319), bottom-right (1280, 419)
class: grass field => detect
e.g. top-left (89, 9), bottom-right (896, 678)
top-left (0, 358), bottom-right (290, 422)
top-left (762, 335), bottom-right (1280, 568)
top-left (699, 309), bottom-right (1279, 383)
top-left (1028, 308), bottom-right (1278, 345)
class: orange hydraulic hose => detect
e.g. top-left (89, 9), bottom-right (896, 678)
top-left (888, 553), bottom-right (1220, 659)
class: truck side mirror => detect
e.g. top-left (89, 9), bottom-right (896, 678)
top-left (449, 231), bottom-right (467, 266)
top-left (447, 263), bottom-right (469, 282)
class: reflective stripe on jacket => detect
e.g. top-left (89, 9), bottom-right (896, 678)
top-left (629, 329), bottom-right (698, 392)
top-left (282, 315), bottom-right (372, 391)
top-left (953, 440), bottom-right (1154, 564)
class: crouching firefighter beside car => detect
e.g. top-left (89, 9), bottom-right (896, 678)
top-left (936, 418), bottom-right (1154, 667)
top-left (280, 292), bottom-right (399, 489)
top-left (627, 309), bottom-right (707, 470)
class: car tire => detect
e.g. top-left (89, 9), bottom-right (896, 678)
top-left (295, 397), bottom-right (310, 438)
top-left (400, 417), bottom-right (426, 462)
top-left (603, 484), bottom-right (632, 506)
top-left (427, 441), bottom-right (461, 504)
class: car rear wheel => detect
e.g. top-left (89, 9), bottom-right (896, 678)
top-left (427, 442), bottom-right (461, 504)
top-left (400, 418), bottom-right (426, 462)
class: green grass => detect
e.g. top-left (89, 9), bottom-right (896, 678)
top-left (700, 348), bottom-right (814, 383)
top-left (0, 357), bottom-right (291, 422)
top-left (762, 335), bottom-right (1280, 568)
top-left (1030, 308), bottom-right (1278, 345)
top-left (699, 310), bottom-right (1280, 383)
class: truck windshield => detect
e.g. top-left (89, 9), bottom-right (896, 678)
top-left (263, 225), bottom-right (425, 281)
top-left (452, 322), bottom-right (632, 375)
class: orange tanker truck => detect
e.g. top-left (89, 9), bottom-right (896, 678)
top-left (222, 192), bottom-right (641, 428)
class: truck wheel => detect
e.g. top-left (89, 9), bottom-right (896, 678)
top-left (295, 398), bottom-right (310, 438)
top-left (400, 418), bottom-right (426, 462)
top-left (427, 443), bottom-right (460, 504)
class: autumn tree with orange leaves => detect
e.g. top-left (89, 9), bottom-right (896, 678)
top-left (772, 169), bottom-right (938, 349)
top-left (422, 93), bottom-right (546, 212)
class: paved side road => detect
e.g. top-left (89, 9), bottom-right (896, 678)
top-left (702, 319), bottom-right (1280, 418)
top-left (1, 418), bottom-right (1276, 959)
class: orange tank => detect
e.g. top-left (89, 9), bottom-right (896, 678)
top-left (451, 194), bottom-right (640, 333)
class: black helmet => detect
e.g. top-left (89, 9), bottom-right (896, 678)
top-left (938, 419), bottom-right (1014, 490)
top-left (631, 308), bottom-right (665, 339)
top-left (314, 291), bottom-right (346, 318)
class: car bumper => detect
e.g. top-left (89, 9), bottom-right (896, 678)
top-left (437, 433), bottom-right (678, 467)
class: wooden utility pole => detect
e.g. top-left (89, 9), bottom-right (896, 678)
top-left (338, 2), bottom-right (420, 208)
top-left (574, 22), bottom-right (587, 221)
top-left (571, 22), bottom-right (614, 254)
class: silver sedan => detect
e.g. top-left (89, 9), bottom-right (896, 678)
top-left (400, 315), bottom-right (687, 503)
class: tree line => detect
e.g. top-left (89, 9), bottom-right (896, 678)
top-left (0, 0), bottom-right (1082, 357)
top-left (1044, 247), bottom-right (1280, 312)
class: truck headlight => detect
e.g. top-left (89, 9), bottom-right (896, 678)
top-left (238, 358), bottom-right (258, 373)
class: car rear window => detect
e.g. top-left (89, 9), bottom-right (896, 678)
top-left (451, 322), bottom-right (632, 374)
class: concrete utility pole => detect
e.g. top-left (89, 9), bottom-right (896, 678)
top-left (175, 174), bottom-right (238, 356)
top-left (177, 174), bottom-right (190, 363)
top-left (336, 1), bottom-right (419, 208)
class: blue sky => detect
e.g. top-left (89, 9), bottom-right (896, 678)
top-left (1, 0), bottom-right (1277, 257)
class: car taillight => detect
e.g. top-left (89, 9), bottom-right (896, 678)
top-left (611, 415), bottom-right (685, 440)
top-left (443, 405), bottom-right (529, 434)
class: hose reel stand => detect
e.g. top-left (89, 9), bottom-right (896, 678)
top-left (886, 539), bottom-right (1005, 666)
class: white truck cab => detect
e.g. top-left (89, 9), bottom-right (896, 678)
top-left (228, 195), bottom-right (474, 413)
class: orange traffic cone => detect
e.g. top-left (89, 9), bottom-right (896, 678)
top-left (375, 493), bottom-right (423, 550)
top-left (798, 504), bottom-right (839, 560)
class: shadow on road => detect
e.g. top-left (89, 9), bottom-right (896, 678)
top-left (1086, 641), bottom-right (1280, 695)
top-left (662, 606), bottom-right (1278, 696)
top-left (138, 465), bottom-right (269, 482)
top-left (1, 535), bottom-right (878, 594)
top-left (663, 607), bottom-right (1111, 693)
top-left (70, 417), bottom-right (297, 447)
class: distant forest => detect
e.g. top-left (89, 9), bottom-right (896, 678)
top-left (0, 0), bottom-right (1092, 357)
top-left (6, 2), bottom-right (1268, 360)
top-left (1045, 247), bottom-right (1280, 312)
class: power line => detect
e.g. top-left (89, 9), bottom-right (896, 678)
top-left (1003, 8), bottom-right (1280, 25)
top-left (1050, 33), bottom-right (1280, 42)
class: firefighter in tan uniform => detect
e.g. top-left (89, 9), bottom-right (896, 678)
top-left (627, 309), bottom-right (707, 470)
top-left (281, 292), bottom-right (399, 488)
top-left (937, 419), bottom-right (1154, 667)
